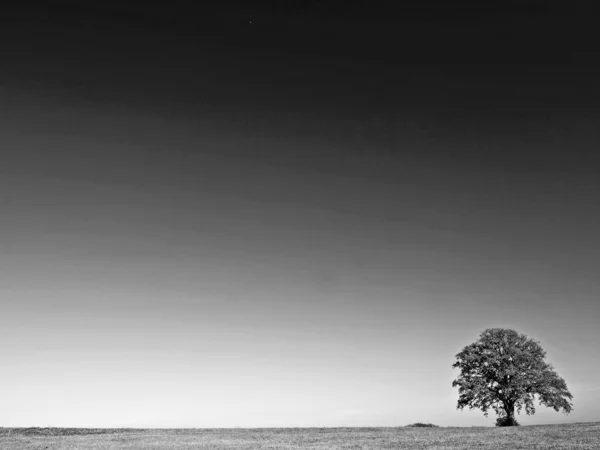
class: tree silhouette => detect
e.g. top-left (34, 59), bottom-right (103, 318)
top-left (452, 328), bottom-right (573, 426)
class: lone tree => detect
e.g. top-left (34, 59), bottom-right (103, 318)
top-left (452, 328), bottom-right (573, 426)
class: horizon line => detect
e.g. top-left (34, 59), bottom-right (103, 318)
top-left (2, 421), bottom-right (598, 430)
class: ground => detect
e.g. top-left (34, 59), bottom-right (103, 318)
top-left (1, 422), bottom-right (599, 449)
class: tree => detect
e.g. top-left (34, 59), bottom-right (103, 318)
top-left (451, 328), bottom-right (573, 426)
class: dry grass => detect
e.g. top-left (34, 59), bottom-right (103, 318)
top-left (1, 422), bottom-right (599, 449)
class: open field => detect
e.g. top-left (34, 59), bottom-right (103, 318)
top-left (1, 423), bottom-right (599, 449)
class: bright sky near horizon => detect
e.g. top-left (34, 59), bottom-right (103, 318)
top-left (1, 3), bottom-right (599, 428)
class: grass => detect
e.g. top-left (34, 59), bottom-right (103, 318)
top-left (1, 422), bottom-right (599, 449)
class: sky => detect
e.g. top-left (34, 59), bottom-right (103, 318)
top-left (0, 1), bottom-right (599, 428)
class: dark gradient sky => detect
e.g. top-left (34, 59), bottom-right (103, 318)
top-left (1, 1), bottom-right (599, 427)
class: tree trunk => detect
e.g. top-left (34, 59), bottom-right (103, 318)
top-left (500, 402), bottom-right (519, 426)
top-left (506, 406), bottom-right (516, 425)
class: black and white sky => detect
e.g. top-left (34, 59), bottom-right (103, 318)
top-left (1, 0), bottom-right (599, 427)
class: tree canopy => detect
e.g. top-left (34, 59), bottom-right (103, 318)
top-left (452, 328), bottom-right (573, 426)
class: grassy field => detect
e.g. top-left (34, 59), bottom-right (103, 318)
top-left (1, 422), bottom-right (599, 449)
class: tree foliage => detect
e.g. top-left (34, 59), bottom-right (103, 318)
top-left (452, 328), bottom-right (573, 426)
